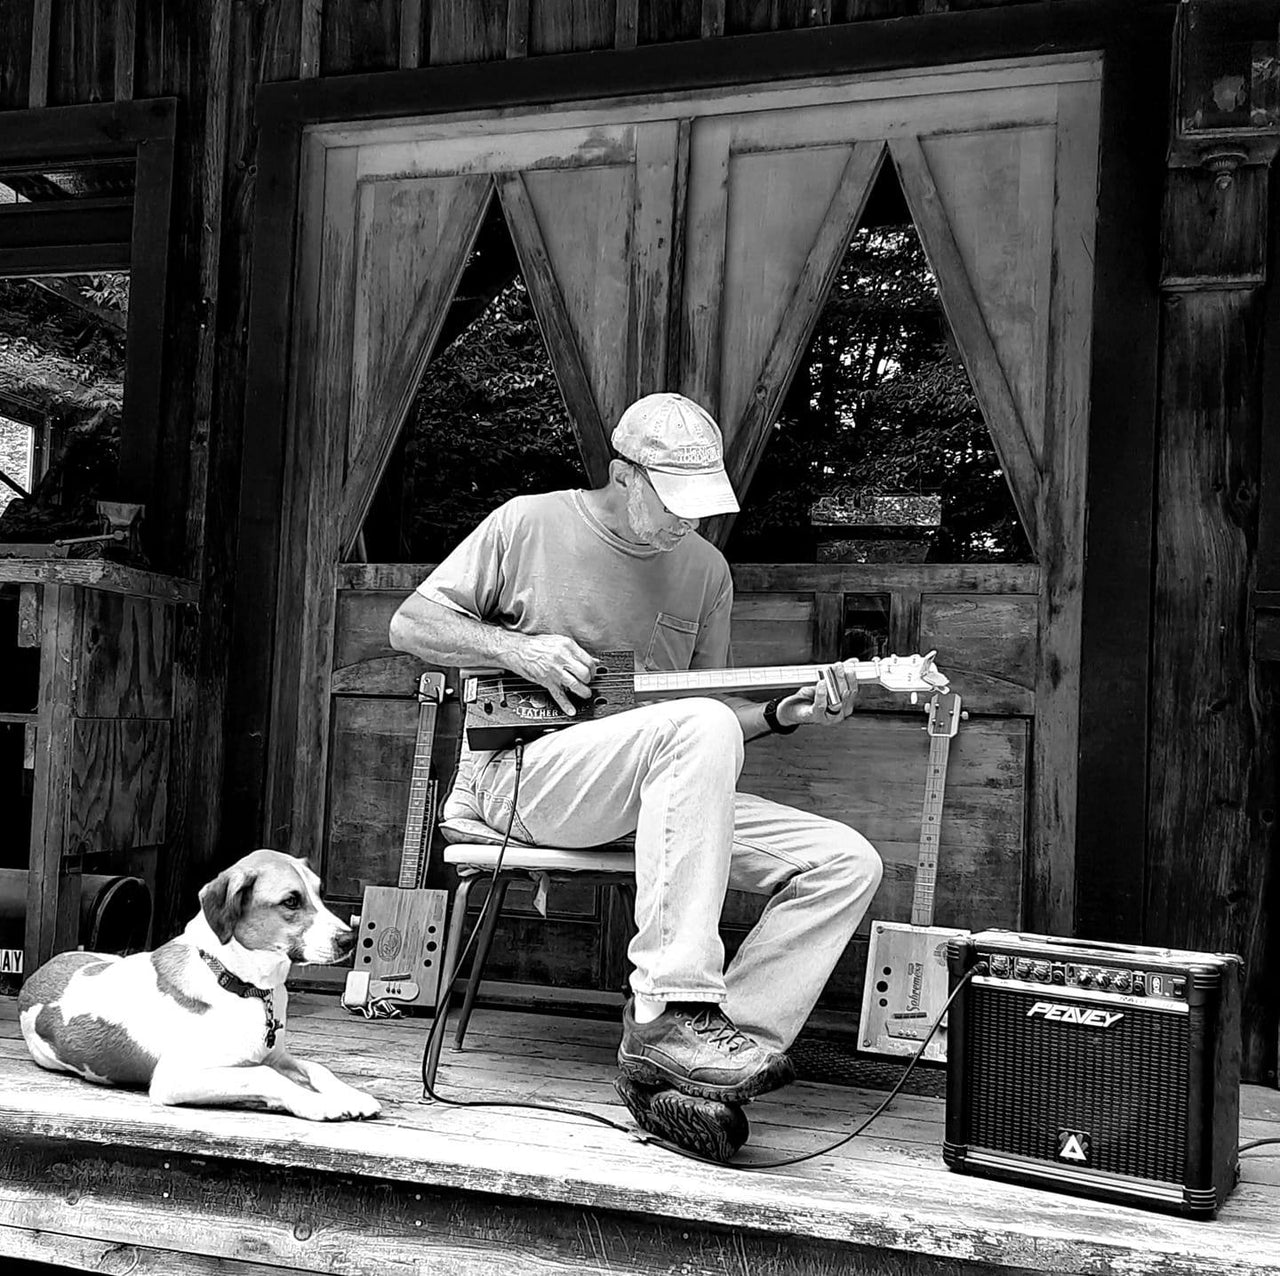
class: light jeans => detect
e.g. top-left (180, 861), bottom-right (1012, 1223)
top-left (442, 697), bottom-right (883, 1051)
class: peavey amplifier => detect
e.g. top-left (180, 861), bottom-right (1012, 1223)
top-left (944, 930), bottom-right (1242, 1217)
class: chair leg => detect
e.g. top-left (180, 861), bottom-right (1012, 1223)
top-left (425, 875), bottom-right (477, 1093)
top-left (454, 876), bottom-right (511, 1051)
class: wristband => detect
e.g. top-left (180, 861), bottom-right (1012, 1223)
top-left (763, 696), bottom-right (799, 735)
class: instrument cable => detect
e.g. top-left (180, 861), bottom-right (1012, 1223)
top-left (415, 739), bottom-right (980, 1169)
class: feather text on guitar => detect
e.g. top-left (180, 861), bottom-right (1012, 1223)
top-left (463, 650), bottom-right (950, 750)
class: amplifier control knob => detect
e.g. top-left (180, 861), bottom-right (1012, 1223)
top-left (1015, 959), bottom-right (1033, 979)
top-left (1033, 962), bottom-right (1051, 982)
top-left (1097, 970), bottom-right (1113, 989)
top-left (1113, 971), bottom-right (1132, 992)
top-left (1079, 969), bottom-right (1094, 987)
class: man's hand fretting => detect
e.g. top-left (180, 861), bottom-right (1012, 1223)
top-left (510, 634), bottom-right (598, 716)
top-left (776, 662), bottom-right (858, 729)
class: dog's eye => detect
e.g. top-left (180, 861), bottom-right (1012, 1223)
top-left (281, 892), bottom-right (303, 910)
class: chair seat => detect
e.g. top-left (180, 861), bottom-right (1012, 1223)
top-left (441, 843), bottom-right (636, 873)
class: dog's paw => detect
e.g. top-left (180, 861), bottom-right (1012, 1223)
top-left (292, 1086), bottom-right (381, 1121)
top-left (345, 1087), bottom-right (382, 1119)
top-left (290, 1092), bottom-right (363, 1122)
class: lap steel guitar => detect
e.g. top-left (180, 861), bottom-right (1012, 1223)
top-left (463, 650), bottom-right (949, 750)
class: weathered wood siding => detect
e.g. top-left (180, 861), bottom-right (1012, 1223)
top-left (3, 0), bottom-right (1278, 1078)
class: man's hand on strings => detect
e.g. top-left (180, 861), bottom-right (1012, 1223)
top-left (776, 663), bottom-right (858, 729)
top-left (511, 633), bottom-right (597, 716)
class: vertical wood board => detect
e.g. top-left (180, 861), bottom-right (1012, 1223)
top-left (47, 0), bottom-right (114, 108)
top-left (1148, 289), bottom-right (1272, 1078)
top-left (320, 0), bottom-right (400, 76)
top-left (1026, 76), bottom-right (1099, 935)
top-left (892, 133), bottom-right (1041, 553)
top-left (347, 173), bottom-right (493, 471)
top-left (921, 125), bottom-right (1055, 458)
top-left (428, 0), bottom-right (507, 64)
top-left (718, 143), bottom-right (856, 435)
top-left (522, 163), bottom-right (637, 433)
top-left (920, 593), bottom-right (1037, 715)
top-left (67, 718), bottom-right (170, 855)
top-left (74, 592), bottom-right (173, 719)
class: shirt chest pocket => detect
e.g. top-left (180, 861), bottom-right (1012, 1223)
top-left (644, 612), bottom-right (700, 671)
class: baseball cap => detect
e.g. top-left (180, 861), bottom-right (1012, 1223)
top-left (611, 393), bottom-right (740, 519)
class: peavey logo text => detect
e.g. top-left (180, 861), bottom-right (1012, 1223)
top-left (1027, 1001), bottom-right (1124, 1028)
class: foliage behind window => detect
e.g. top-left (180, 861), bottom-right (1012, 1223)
top-left (368, 214), bottom-right (1030, 564)
top-left (725, 228), bottom-right (1031, 564)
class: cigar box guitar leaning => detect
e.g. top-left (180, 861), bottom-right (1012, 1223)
top-left (858, 688), bottom-right (968, 1064)
top-left (462, 650), bottom-right (950, 750)
top-left (343, 672), bottom-right (450, 1016)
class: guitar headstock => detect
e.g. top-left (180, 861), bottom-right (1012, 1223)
top-left (872, 652), bottom-right (951, 695)
top-left (927, 689), bottom-right (963, 738)
top-left (417, 672), bottom-right (446, 704)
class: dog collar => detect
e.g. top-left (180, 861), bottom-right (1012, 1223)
top-left (199, 949), bottom-right (283, 1049)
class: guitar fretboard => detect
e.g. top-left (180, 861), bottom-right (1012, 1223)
top-left (398, 700), bottom-right (437, 890)
top-left (910, 731), bottom-right (952, 928)
top-left (635, 661), bottom-right (885, 697)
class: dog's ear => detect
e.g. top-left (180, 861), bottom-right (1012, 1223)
top-left (199, 868), bottom-right (255, 944)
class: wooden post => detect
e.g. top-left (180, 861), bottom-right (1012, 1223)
top-left (1152, 157), bottom-right (1279, 1083)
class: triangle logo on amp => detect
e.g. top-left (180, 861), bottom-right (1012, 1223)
top-left (1057, 1129), bottom-right (1092, 1164)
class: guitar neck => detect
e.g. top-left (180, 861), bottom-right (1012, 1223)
top-left (398, 700), bottom-right (437, 890)
top-left (910, 731), bottom-right (952, 927)
top-left (634, 661), bottom-right (885, 698)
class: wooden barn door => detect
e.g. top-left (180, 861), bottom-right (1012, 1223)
top-left (268, 120), bottom-right (684, 859)
top-left (270, 54), bottom-right (1101, 1012)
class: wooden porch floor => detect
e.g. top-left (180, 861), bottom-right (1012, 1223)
top-left (2, 993), bottom-right (1280, 1276)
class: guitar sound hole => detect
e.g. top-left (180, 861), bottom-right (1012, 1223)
top-left (482, 701), bottom-right (494, 715)
top-left (876, 980), bottom-right (889, 992)
top-left (593, 695), bottom-right (607, 707)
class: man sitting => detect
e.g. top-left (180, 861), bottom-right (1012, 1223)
top-left (389, 392), bottom-right (883, 1160)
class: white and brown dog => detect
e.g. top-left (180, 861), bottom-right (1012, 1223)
top-left (18, 850), bottom-right (381, 1121)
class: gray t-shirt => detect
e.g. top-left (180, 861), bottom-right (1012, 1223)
top-left (416, 489), bottom-right (734, 672)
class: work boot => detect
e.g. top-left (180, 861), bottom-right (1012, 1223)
top-left (614, 1074), bottom-right (749, 1163)
top-left (616, 999), bottom-right (795, 1103)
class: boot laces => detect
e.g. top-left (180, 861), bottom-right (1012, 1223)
top-left (684, 1007), bottom-right (752, 1055)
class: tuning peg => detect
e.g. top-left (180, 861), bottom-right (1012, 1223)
top-left (910, 692), bottom-right (918, 706)
top-left (961, 710), bottom-right (969, 721)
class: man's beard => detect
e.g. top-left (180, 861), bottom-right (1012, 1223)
top-left (626, 481), bottom-right (686, 552)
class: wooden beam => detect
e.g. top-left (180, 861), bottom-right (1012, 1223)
top-left (226, 110), bottom-right (305, 853)
top-left (891, 134), bottom-right (1042, 553)
top-left (114, 0), bottom-right (136, 101)
top-left (0, 98), bottom-right (177, 156)
top-left (1161, 164), bottom-right (1268, 290)
top-left (701, 0), bottom-right (727, 38)
top-left (117, 131), bottom-right (176, 543)
top-left (497, 171), bottom-right (613, 486)
top-left (1073, 43), bottom-right (1165, 943)
top-left (399, 0), bottom-right (423, 68)
top-left (28, 0), bottom-right (51, 109)
top-left (258, 1), bottom-right (1173, 127)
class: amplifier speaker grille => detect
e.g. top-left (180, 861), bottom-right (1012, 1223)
top-left (964, 984), bottom-right (1191, 1183)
